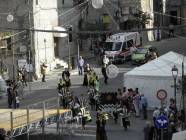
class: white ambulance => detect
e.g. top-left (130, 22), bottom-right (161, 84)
top-left (104, 32), bottom-right (141, 63)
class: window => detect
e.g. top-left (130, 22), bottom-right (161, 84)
top-left (170, 11), bottom-right (178, 25)
top-left (122, 42), bottom-right (127, 51)
top-left (112, 42), bottom-right (122, 51)
top-left (127, 39), bottom-right (133, 48)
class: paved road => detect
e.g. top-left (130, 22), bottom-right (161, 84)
top-left (0, 58), bottom-right (145, 140)
top-left (0, 37), bottom-right (185, 139)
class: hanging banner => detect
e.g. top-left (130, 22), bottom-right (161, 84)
top-left (91, 0), bottom-right (103, 9)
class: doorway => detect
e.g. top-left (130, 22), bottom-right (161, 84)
top-left (54, 37), bottom-right (59, 57)
top-left (170, 11), bottom-right (177, 25)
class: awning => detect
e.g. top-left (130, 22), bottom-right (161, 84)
top-left (53, 26), bottom-right (68, 38)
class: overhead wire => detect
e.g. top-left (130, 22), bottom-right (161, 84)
top-left (103, 3), bottom-right (120, 30)
top-left (106, 0), bottom-right (186, 20)
top-left (105, 0), bottom-right (186, 72)
top-left (60, 4), bottom-right (89, 26)
top-left (3, 0), bottom-right (90, 38)
top-left (3, 0), bottom-right (186, 37)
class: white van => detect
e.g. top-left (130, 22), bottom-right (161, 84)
top-left (104, 32), bottom-right (141, 63)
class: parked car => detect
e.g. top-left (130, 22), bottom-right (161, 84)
top-left (131, 47), bottom-right (149, 65)
top-left (131, 46), bottom-right (159, 65)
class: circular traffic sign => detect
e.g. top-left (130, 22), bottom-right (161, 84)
top-left (157, 89), bottom-right (167, 100)
top-left (106, 64), bottom-right (119, 78)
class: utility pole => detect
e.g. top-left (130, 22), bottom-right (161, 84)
top-left (182, 55), bottom-right (185, 125)
top-left (0, 48), bottom-right (2, 75)
top-left (157, 0), bottom-right (163, 41)
top-left (28, 0), bottom-right (33, 82)
top-left (7, 14), bottom-right (15, 80)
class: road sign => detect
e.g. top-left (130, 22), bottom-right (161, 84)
top-left (155, 115), bottom-right (169, 129)
top-left (106, 64), bottom-right (119, 78)
top-left (157, 89), bottom-right (167, 100)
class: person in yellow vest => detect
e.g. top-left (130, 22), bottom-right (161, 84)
top-left (41, 63), bottom-right (47, 82)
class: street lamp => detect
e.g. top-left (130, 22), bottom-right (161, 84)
top-left (7, 14), bottom-right (15, 80)
top-left (172, 65), bottom-right (178, 104)
top-left (44, 38), bottom-right (46, 63)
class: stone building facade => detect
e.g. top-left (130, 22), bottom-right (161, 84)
top-left (0, 0), bottom-right (87, 79)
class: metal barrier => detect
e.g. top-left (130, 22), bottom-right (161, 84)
top-left (0, 97), bottom-right (72, 138)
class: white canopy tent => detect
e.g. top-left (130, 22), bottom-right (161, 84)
top-left (123, 51), bottom-right (186, 108)
top-left (172, 130), bottom-right (186, 140)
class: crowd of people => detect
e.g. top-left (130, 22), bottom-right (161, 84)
top-left (88, 86), bottom-right (149, 133)
top-left (5, 65), bottom-right (28, 109)
top-left (142, 97), bottom-right (185, 140)
top-left (97, 87), bottom-right (148, 119)
top-left (1, 44), bottom-right (180, 140)
top-left (146, 98), bottom-right (182, 140)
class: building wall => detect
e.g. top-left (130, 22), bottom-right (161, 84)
top-left (165, 0), bottom-right (181, 25)
top-left (0, 0), bottom-right (31, 79)
top-left (140, 0), bottom-right (154, 41)
top-left (57, 0), bottom-right (88, 68)
top-left (181, 4), bottom-right (186, 33)
top-left (32, 0), bottom-right (58, 77)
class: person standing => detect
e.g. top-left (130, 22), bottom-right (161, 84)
top-left (152, 107), bottom-right (160, 125)
top-left (100, 118), bottom-right (107, 140)
top-left (78, 56), bottom-right (84, 75)
top-left (169, 24), bottom-right (174, 37)
top-left (140, 94), bottom-right (148, 119)
top-left (62, 68), bottom-right (70, 81)
top-left (15, 96), bottom-right (20, 109)
top-left (62, 68), bottom-right (70, 92)
top-left (101, 65), bottom-right (108, 84)
top-left (121, 105), bottom-right (129, 131)
top-left (58, 78), bottom-right (65, 94)
top-left (143, 121), bottom-right (151, 140)
top-left (21, 65), bottom-right (27, 86)
top-left (96, 119), bottom-right (101, 140)
top-left (81, 116), bottom-right (86, 129)
top-left (41, 63), bottom-right (47, 82)
top-left (83, 64), bottom-right (92, 86)
top-left (65, 77), bottom-right (71, 92)
top-left (113, 110), bottom-right (118, 124)
top-left (102, 55), bottom-right (109, 66)
top-left (7, 84), bottom-right (13, 108)
top-left (95, 76), bottom-right (100, 94)
top-left (133, 88), bottom-right (140, 117)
